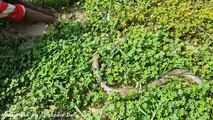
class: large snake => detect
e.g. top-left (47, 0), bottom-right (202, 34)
top-left (92, 54), bottom-right (202, 95)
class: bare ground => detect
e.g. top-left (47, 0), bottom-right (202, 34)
top-left (0, 6), bottom-right (85, 56)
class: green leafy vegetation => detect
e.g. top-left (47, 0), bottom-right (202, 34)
top-left (33, 0), bottom-right (83, 8)
top-left (0, 0), bottom-right (213, 119)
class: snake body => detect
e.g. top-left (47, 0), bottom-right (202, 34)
top-left (92, 54), bottom-right (202, 95)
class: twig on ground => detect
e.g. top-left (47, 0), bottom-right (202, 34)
top-left (199, 27), bottom-right (213, 40)
top-left (74, 105), bottom-right (84, 120)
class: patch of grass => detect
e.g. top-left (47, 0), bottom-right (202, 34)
top-left (0, 0), bottom-right (213, 119)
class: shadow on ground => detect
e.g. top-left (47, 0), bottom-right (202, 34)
top-left (0, 22), bottom-right (47, 56)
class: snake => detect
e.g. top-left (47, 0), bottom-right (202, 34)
top-left (92, 53), bottom-right (202, 95)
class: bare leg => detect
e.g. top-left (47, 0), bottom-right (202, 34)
top-left (23, 8), bottom-right (59, 25)
top-left (4, 0), bottom-right (55, 16)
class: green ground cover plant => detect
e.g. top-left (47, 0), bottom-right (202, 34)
top-left (0, 0), bottom-right (213, 119)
